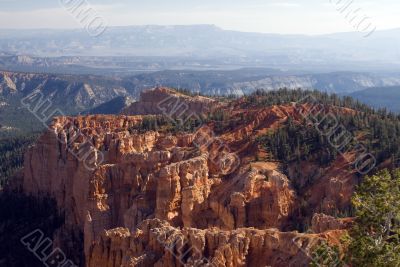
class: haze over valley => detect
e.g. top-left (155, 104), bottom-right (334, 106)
top-left (1, 25), bottom-right (400, 73)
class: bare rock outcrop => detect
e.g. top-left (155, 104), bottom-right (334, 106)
top-left (19, 89), bottom-right (354, 266)
top-left (311, 213), bottom-right (354, 234)
top-left (88, 219), bottom-right (345, 267)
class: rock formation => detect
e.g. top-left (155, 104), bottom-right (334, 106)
top-left (19, 88), bottom-right (353, 266)
top-left (121, 87), bottom-right (218, 116)
top-left (311, 213), bottom-right (354, 234)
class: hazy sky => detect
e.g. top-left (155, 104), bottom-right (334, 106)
top-left (0, 0), bottom-right (399, 34)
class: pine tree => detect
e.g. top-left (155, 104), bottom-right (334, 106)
top-left (347, 169), bottom-right (400, 266)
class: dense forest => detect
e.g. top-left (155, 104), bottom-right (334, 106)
top-left (0, 134), bottom-right (39, 188)
top-left (0, 97), bottom-right (45, 136)
top-left (248, 89), bottom-right (400, 170)
top-left (243, 88), bottom-right (375, 112)
top-left (257, 117), bottom-right (339, 165)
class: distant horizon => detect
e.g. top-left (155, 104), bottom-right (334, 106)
top-left (0, 0), bottom-right (399, 35)
top-left (0, 23), bottom-right (399, 36)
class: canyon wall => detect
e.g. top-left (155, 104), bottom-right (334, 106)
top-left (19, 89), bottom-right (352, 266)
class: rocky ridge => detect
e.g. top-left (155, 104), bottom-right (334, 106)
top-left (0, 71), bottom-right (130, 113)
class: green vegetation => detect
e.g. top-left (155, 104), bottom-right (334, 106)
top-left (309, 169), bottom-right (400, 266)
top-left (257, 118), bottom-right (338, 165)
top-left (310, 241), bottom-right (345, 267)
top-left (128, 115), bottom-right (203, 134)
top-left (252, 89), bottom-right (400, 172)
top-left (0, 98), bottom-right (45, 137)
top-left (207, 109), bottom-right (246, 134)
top-left (244, 88), bottom-right (374, 112)
top-left (0, 134), bottom-right (39, 188)
top-left (346, 169), bottom-right (400, 266)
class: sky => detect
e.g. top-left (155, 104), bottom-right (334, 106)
top-left (0, 0), bottom-right (399, 34)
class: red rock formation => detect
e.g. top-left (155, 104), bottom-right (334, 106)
top-left (88, 219), bottom-right (345, 267)
top-left (20, 89), bottom-right (353, 266)
top-left (311, 213), bottom-right (354, 234)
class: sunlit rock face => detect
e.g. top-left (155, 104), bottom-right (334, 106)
top-left (21, 89), bottom-right (352, 266)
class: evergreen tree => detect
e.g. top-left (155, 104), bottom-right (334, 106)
top-left (347, 169), bottom-right (400, 267)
